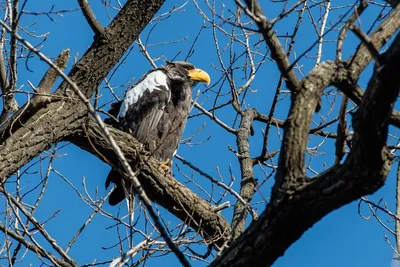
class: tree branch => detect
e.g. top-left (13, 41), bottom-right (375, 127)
top-left (211, 31), bottom-right (400, 267)
top-left (66, 119), bottom-right (231, 248)
top-left (1, 186), bottom-right (78, 267)
top-left (231, 109), bottom-right (258, 240)
top-left (77, 0), bottom-right (104, 36)
top-left (238, 0), bottom-right (301, 91)
top-left (30, 49), bottom-right (70, 108)
top-left (0, 222), bottom-right (72, 267)
top-left (273, 61), bottom-right (337, 196)
top-left (349, 3), bottom-right (400, 80)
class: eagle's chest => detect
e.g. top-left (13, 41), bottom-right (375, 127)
top-left (160, 96), bottom-right (191, 135)
top-left (146, 93), bottom-right (191, 161)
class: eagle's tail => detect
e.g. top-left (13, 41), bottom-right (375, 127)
top-left (106, 169), bottom-right (136, 221)
top-left (105, 169), bottom-right (126, 205)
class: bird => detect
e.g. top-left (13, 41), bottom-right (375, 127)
top-left (104, 61), bottom-right (210, 209)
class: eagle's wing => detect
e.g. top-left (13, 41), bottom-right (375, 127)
top-left (118, 69), bottom-right (171, 143)
top-left (105, 69), bottom-right (170, 206)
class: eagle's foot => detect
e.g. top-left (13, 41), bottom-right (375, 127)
top-left (160, 159), bottom-right (171, 173)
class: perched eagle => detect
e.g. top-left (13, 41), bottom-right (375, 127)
top-left (105, 61), bottom-right (210, 206)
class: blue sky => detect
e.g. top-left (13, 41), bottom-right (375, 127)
top-left (1, 0), bottom-right (399, 266)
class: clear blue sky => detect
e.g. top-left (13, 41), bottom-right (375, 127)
top-left (1, 1), bottom-right (398, 266)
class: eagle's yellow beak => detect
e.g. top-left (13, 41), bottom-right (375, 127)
top-left (187, 68), bottom-right (210, 85)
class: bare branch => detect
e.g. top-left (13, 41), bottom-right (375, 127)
top-left (336, 0), bottom-right (369, 61)
top-left (350, 25), bottom-right (382, 66)
top-left (77, 0), bottom-right (105, 35)
top-left (231, 109), bottom-right (258, 240)
top-left (238, 0), bottom-right (301, 91)
top-left (0, 222), bottom-right (71, 267)
top-left (1, 187), bottom-right (78, 266)
top-left (31, 49), bottom-right (70, 108)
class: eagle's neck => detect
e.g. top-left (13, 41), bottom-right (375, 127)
top-left (170, 82), bottom-right (192, 107)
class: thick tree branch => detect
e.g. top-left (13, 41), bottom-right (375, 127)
top-left (0, 41), bottom-right (8, 93)
top-left (335, 95), bottom-right (348, 165)
top-left (349, 33), bottom-right (400, 171)
top-left (350, 25), bottom-right (382, 66)
top-left (0, 102), bottom-right (86, 180)
top-left (66, 119), bottom-right (231, 248)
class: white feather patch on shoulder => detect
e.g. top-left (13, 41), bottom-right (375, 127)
top-left (118, 70), bottom-right (169, 118)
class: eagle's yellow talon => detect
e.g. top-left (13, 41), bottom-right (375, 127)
top-left (160, 159), bottom-right (171, 173)
top-left (161, 163), bottom-right (170, 172)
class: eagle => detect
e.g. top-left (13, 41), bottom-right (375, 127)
top-left (104, 61), bottom-right (210, 207)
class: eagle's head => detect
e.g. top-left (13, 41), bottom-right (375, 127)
top-left (165, 61), bottom-right (210, 87)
